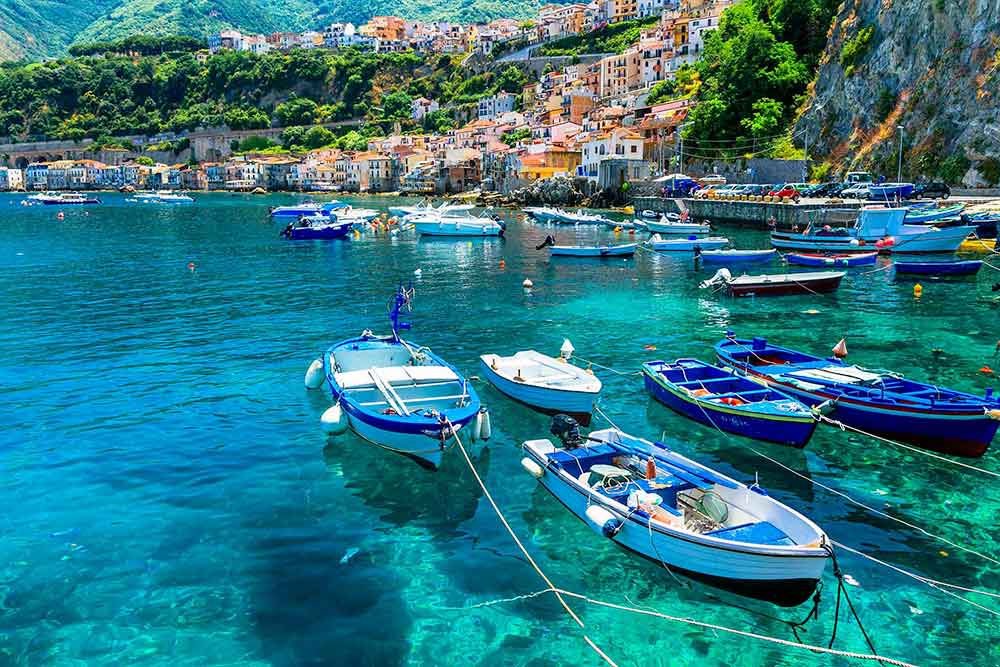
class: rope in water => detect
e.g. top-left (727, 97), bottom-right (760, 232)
top-left (446, 420), bottom-right (620, 667)
top-left (816, 414), bottom-right (1000, 480)
top-left (569, 354), bottom-right (642, 377)
top-left (832, 541), bottom-right (1000, 617)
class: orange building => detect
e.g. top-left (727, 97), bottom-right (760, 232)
top-left (359, 16), bottom-right (406, 42)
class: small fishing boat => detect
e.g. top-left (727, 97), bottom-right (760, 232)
top-left (905, 203), bottom-right (965, 224)
top-left (701, 269), bottom-right (845, 297)
top-left (699, 249), bottom-right (776, 264)
top-left (642, 359), bottom-right (817, 447)
top-left (785, 252), bottom-right (878, 268)
top-left (280, 217), bottom-right (353, 240)
top-left (894, 259), bottom-right (983, 276)
top-left (521, 420), bottom-right (830, 606)
top-left (647, 235), bottom-right (729, 252)
top-left (959, 237), bottom-right (997, 253)
top-left (480, 341), bottom-right (601, 424)
top-left (548, 242), bottom-right (637, 257)
top-left (133, 190), bottom-right (194, 203)
top-left (412, 212), bottom-right (505, 237)
top-left (645, 217), bottom-right (710, 235)
top-left (308, 285), bottom-right (484, 469)
top-left (715, 334), bottom-right (1000, 457)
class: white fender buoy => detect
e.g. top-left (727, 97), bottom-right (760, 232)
top-left (414, 268), bottom-right (422, 277)
top-left (304, 358), bottom-right (325, 389)
top-left (522, 278), bottom-right (533, 289)
top-left (320, 404), bottom-right (348, 435)
top-left (521, 457), bottom-right (544, 479)
top-left (469, 410), bottom-right (482, 443)
top-left (478, 408), bottom-right (492, 441)
top-left (585, 505), bottom-right (623, 537)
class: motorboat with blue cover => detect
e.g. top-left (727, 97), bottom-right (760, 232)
top-left (521, 418), bottom-right (830, 606)
top-left (715, 334), bottom-right (1000, 457)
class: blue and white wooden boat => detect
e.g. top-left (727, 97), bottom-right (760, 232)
top-left (280, 217), bottom-right (353, 240)
top-left (771, 207), bottom-right (975, 254)
top-left (521, 422), bottom-right (830, 606)
top-left (699, 249), bottom-right (776, 264)
top-left (715, 334), bottom-right (1000, 458)
top-left (645, 217), bottom-right (710, 235)
top-left (785, 252), bottom-right (878, 268)
top-left (642, 359), bottom-right (817, 447)
top-left (648, 235), bottom-right (729, 252)
top-left (480, 344), bottom-right (601, 424)
top-left (549, 242), bottom-right (637, 257)
top-left (314, 286), bottom-right (482, 469)
top-left (894, 259), bottom-right (983, 276)
top-left (905, 203), bottom-right (965, 224)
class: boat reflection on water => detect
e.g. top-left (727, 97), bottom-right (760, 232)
top-left (323, 432), bottom-right (491, 537)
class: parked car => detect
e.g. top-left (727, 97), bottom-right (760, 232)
top-left (768, 183), bottom-right (807, 198)
top-left (801, 182), bottom-right (839, 197)
top-left (840, 183), bottom-right (872, 199)
top-left (912, 181), bottom-right (951, 199)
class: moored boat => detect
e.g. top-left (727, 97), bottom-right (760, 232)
top-left (645, 217), bottom-right (710, 235)
top-left (548, 242), bottom-right (637, 257)
top-left (412, 212), bottom-right (505, 237)
top-left (280, 217), bottom-right (353, 240)
top-left (715, 334), bottom-right (1000, 457)
top-left (905, 203), bottom-right (965, 223)
top-left (38, 192), bottom-right (101, 205)
top-left (642, 359), bottom-right (817, 447)
top-left (894, 259), bottom-right (983, 276)
top-left (521, 420), bottom-right (830, 606)
top-left (480, 342), bottom-right (601, 424)
top-left (647, 235), bottom-right (729, 252)
top-left (785, 252), bottom-right (878, 268)
top-left (310, 285), bottom-right (483, 469)
top-left (958, 237), bottom-right (997, 253)
top-left (699, 249), bottom-right (776, 264)
top-left (700, 269), bottom-right (845, 297)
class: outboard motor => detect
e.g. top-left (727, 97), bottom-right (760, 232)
top-left (550, 414), bottom-right (583, 449)
top-left (535, 234), bottom-right (557, 251)
top-left (699, 268), bottom-right (732, 290)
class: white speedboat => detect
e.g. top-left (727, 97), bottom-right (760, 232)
top-left (645, 216), bottom-right (710, 235)
top-left (521, 422), bottom-right (830, 606)
top-left (389, 201), bottom-right (473, 217)
top-left (480, 341), bottom-right (601, 424)
top-left (411, 211), bottom-right (505, 237)
top-left (134, 190), bottom-right (194, 203)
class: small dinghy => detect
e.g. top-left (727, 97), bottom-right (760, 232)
top-left (701, 269), bottom-right (845, 297)
top-left (647, 234), bottom-right (729, 252)
top-left (785, 252), bottom-right (878, 268)
top-left (521, 418), bottom-right (830, 606)
top-left (645, 217), bottom-right (711, 235)
top-left (480, 341), bottom-right (601, 424)
top-left (716, 334), bottom-right (1000, 457)
top-left (310, 285), bottom-right (483, 469)
top-left (642, 359), bottom-right (817, 447)
top-left (894, 259), bottom-right (983, 276)
top-left (699, 249), bottom-right (776, 264)
top-left (537, 235), bottom-right (636, 257)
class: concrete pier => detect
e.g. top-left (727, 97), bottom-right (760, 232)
top-left (630, 196), bottom-right (862, 230)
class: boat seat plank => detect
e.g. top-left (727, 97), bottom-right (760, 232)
top-left (653, 444), bottom-right (739, 489)
top-left (705, 521), bottom-right (795, 546)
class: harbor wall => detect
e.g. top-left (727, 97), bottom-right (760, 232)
top-left (630, 196), bottom-right (862, 229)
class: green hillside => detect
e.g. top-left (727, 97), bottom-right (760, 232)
top-left (0, 0), bottom-right (540, 62)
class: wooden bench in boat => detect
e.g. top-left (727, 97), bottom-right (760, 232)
top-left (335, 365), bottom-right (467, 414)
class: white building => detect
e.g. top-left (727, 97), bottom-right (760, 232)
top-left (323, 23), bottom-right (357, 48)
top-left (477, 92), bottom-right (517, 120)
top-left (0, 167), bottom-right (23, 191)
top-left (579, 127), bottom-right (645, 181)
top-left (411, 97), bottom-right (440, 121)
top-left (207, 30), bottom-right (244, 53)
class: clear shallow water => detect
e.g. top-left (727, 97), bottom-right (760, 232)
top-left (2, 192), bottom-right (999, 667)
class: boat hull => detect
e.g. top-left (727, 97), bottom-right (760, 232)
top-left (642, 372), bottom-right (816, 448)
top-left (650, 238), bottom-right (728, 252)
top-left (480, 359), bottom-right (596, 424)
top-left (894, 260), bottom-right (982, 276)
top-left (700, 250), bottom-right (776, 264)
top-left (728, 273), bottom-right (843, 297)
top-left (413, 221), bottom-right (502, 236)
top-left (286, 224), bottom-right (352, 240)
top-left (527, 451), bottom-right (826, 606)
top-left (645, 221), bottom-right (710, 234)
top-left (785, 252), bottom-right (878, 268)
top-left (550, 244), bottom-right (637, 257)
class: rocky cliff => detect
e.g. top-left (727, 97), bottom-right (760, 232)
top-left (796, 0), bottom-right (1000, 186)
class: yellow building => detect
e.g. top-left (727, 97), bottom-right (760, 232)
top-left (519, 144), bottom-right (582, 180)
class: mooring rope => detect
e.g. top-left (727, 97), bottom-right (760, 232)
top-left (446, 420), bottom-right (621, 667)
top-left (569, 355), bottom-right (642, 377)
top-left (816, 414), bottom-right (1000, 480)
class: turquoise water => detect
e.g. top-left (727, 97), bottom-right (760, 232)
top-left (2, 192), bottom-right (999, 667)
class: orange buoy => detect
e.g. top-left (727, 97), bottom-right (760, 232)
top-left (644, 345), bottom-right (656, 351)
top-left (645, 456), bottom-right (656, 480)
top-left (499, 259), bottom-right (506, 269)
top-left (980, 366), bottom-right (995, 375)
top-left (832, 338), bottom-right (848, 359)
top-left (913, 283), bottom-right (923, 298)
top-left (57, 211), bottom-right (65, 220)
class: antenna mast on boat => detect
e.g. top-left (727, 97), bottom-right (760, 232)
top-left (389, 283), bottom-right (414, 342)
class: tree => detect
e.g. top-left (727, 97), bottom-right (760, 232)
top-left (303, 126), bottom-right (335, 149)
top-left (274, 97), bottom-right (319, 126)
top-left (495, 65), bottom-right (527, 94)
top-left (280, 125), bottom-right (307, 149)
top-left (380, 90), bottom-right (413, 120)
top-left (646, 79), bottom-right (677, 105)
top-left (237, 136), bottom-right (277, 152)
top-left (740, 98), bottom-right (784, 138)
top-left (336, 130), bottom-right (369, 151)
top-left (501, 127), bottom-right (531, 146)
top-left (135, 156), bottom-right (154, 166)
top-left (422, 109), bottom-right (455, 134)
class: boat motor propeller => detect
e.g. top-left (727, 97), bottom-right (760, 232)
top-left (699, 268), bottom-right (732, 289)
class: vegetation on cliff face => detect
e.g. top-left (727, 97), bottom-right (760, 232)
top-left (0, 47), bottom-right (514, 143)
top-left (536, 16), bottom-right (660, 57)
top-left (682, 0), bottom-right (839, 159)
